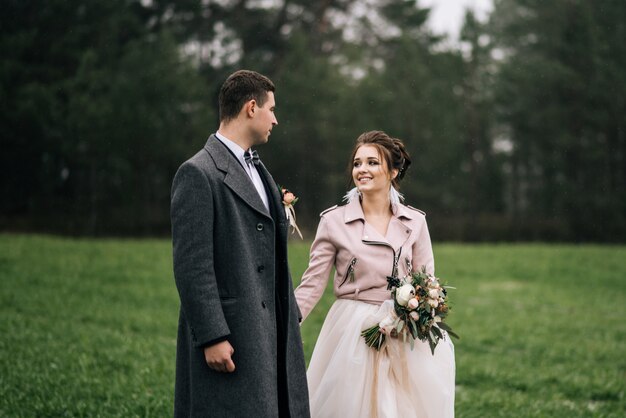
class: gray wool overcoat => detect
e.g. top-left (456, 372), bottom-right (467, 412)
top-left (170, 135), bottom-right (310, 417)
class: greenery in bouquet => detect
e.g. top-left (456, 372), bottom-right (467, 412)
top-left (361, 266), bottom-right (459, 354)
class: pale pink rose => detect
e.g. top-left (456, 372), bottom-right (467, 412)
top-left (408, 298), bottom-right (419, 310)
top-left (428, 288), bottom-right (439, 299)
top-left (283, 192), bottom-right (296, 204)
top-left (428, 298), bottom-right (439, 308)
top-left (409, 311), bottom-right (419, 321)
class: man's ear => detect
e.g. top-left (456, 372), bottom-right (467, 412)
top-left (245, 99), bottom-right (256, 118)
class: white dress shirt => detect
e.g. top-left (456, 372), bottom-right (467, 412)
top-left (215, 132), bottom-right (270, 211)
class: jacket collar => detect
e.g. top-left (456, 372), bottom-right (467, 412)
top-left (392, 202), bottom-right (415, 220)
top-left (343, 197), bottom-right (413, 250)
top-left (343, 196), bottom-right (414, 223)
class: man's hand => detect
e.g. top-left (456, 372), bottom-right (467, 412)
top-left (203, 340), bottom-right (236, 373)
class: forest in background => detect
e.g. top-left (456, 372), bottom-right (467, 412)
top-left (1, 0), bottom-right (624, 241)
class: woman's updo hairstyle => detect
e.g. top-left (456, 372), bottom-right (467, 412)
top-left (349, 130), bottom-right (412, 189)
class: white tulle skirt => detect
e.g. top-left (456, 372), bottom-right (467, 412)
top-left (306, 299), bottom-right (455, 418)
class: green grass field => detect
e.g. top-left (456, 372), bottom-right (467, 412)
top-left (1, 234), bottom-right (624, 417)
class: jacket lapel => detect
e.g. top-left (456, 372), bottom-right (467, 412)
top-left (204, 136), bottom-right (271, 219)
top-left (385, 218), bottom-right (412, 250)
top-left (345, 198), bottom-right (412, 250)
top-left (360, 216), bottom-right (412, 250)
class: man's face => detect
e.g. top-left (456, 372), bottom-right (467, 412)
top-left (250, 91), bottom-right (278, 145)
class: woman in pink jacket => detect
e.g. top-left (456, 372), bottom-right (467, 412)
top-left (295, 131), bottom-right (455, 417)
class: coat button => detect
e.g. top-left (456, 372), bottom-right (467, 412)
top-left (257, 265), bottom-right (265, 273)
top-left (256, 223), bottom-right (264, 231)
top-left (261, 301), bottom-right (267, 308)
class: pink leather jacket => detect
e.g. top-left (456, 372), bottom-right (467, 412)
top-left (295, 198), bottom-right (435, 321)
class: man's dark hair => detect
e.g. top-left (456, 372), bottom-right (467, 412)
top-left (218, 70), bottom-right (275, 122)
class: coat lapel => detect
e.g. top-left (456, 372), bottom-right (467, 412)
top-left (257, 162), bottom-right (288, 240)
top-left (204, 136), bottom-right (271, 219)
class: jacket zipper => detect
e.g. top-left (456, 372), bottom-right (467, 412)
top-left (363, 240), bottom-right (403, 281)
top-left (404, 256), bottom-right (413, 279)
top-left (338, 257), bottom-right (358, 288)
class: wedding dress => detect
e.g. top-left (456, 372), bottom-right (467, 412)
top-left (306, 299), bottom-right (455, 418)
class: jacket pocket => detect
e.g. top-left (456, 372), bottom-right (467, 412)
top-left (338, 257), bottom-right (358, 288)
top-left (219, 296), bottom-right (239, 307)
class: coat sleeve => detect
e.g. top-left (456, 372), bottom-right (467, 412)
top-left (412, 215), bottom-right (435, 276)
top-left (294, 215), bottom-right (336, 322)
top-left (171, 162), bottom-right (230, 347)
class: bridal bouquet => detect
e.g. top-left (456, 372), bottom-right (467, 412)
top-left (361, 267), bottom-right (458, 354)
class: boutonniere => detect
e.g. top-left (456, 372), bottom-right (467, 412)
top-left (280, 186), bottom-right (303, 239)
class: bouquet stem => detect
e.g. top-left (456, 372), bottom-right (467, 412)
top-left (361, 325), bottom-right (386, 350)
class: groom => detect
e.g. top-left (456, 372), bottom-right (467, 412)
top-left (170, 70), bottom-right (310, 417)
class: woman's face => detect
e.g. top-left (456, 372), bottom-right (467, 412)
top-left (352, 145), bottom-right (397, 196)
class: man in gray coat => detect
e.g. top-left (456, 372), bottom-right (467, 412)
top-left (171, 70), bottom-right (310, 417)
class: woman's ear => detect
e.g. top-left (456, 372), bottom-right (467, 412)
top-left (391, 168), bottom-right (399, 180)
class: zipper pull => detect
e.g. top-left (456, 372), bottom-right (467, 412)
top-left (405, 256), bottom-right (413, 278)
top-left (348, 258), bottom-right (358, 283)
top-left (339, 257), bottom-right (358, 287)
top-left (391, 247), bottom-right (402, 279)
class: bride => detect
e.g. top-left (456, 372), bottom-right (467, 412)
top-left (295, 130), bottom-right (455, 417)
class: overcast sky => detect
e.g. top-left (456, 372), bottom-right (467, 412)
top-left (420, 0), bottom-right (493, 41)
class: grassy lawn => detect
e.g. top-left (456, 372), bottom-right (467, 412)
top-left (1, 234), bottom-right (624, 417)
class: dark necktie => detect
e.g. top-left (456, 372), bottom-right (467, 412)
top-left (244, 149), bottom-right (260, 166)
